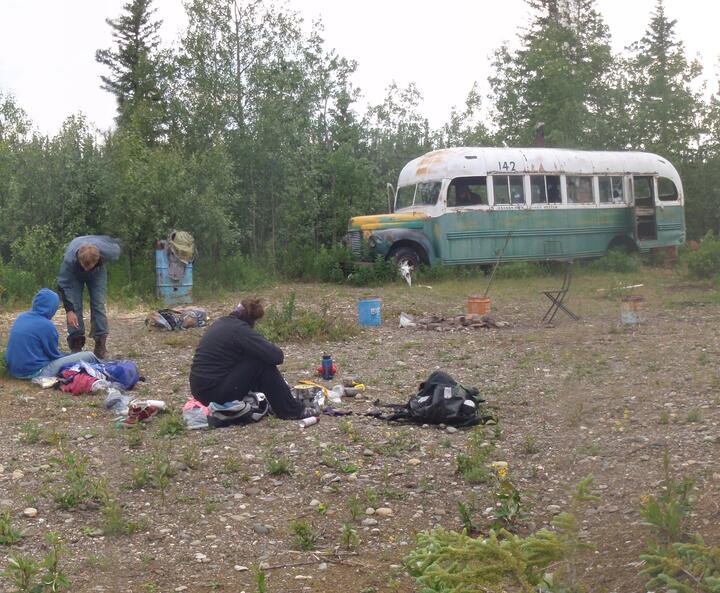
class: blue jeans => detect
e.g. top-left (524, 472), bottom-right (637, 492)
top-left (64, 265), bottom-right (108, 339)
top-left (37, 351), bottom-right (100, 378)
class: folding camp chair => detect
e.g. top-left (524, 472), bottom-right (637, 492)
top-left (541, 260), bottom-right (579, 323)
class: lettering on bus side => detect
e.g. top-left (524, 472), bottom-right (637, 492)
top-left (497, 161), bottom-right (517, 172)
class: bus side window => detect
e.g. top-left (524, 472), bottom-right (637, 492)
top-left (567, 176), bottom-right (592, 203)
top-left (633, 176), bottom-right (654, 202)
top-left (658, 177), bottom-right (679, 202)
top-left (530, 175), bottom-right (546, 204)
top-left (547, 175), bottom-right (561, 203)
top-left (448, 177), bottom-right (487, 207)
top-left (599, 176), bottom-right (612, 203)
top-left (493, 176), bottom-right (510, 205)
top-left (510, 176), bottom-right (525, 204)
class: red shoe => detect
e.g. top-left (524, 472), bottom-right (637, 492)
top-left (121, 401), bottom-right (161, 427)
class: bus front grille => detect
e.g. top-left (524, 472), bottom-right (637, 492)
top-left (349, 230), bottom-right (362, 256)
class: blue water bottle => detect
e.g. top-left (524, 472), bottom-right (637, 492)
top-left (321, 353), bottom-right (334, 380)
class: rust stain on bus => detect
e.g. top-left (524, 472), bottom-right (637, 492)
top-left (415, 149), bottom-right (455, 176)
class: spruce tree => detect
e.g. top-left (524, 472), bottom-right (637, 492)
top-left (96, 0), bottom-right (169, 141)
top-left (625, 0), bottom-right (704, 160)
top-left (488, 0), bottom-right (617, 148)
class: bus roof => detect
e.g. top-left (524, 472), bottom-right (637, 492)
top-left (397, 147), bottom-right (681, 186)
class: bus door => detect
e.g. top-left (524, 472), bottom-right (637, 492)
top-left (632, 176), bottom-right (657, 241)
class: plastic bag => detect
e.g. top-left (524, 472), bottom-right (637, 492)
top-left (399, 312), bottom-right (416, 328)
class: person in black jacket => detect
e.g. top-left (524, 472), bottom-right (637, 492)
top-left (189, 298), bottom-right (310, 419)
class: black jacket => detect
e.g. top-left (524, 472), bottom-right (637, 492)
top-left (189, 315), bottom-right (283, 395)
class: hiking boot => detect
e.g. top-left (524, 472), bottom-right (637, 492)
top-left (93, 335), bottom-right (108, 359)
top-left (67, 335), bottom-right (86, 353)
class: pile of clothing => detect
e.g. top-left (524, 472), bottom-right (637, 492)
top-left (34, 360), bottom-right (143, 395)
top-left (146, 307), bottom-right (209, 331)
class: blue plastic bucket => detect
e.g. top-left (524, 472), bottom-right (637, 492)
top-left (156, 246), bottom-right (193, 305)
top-left (358, 297), bottom-right (382, 326)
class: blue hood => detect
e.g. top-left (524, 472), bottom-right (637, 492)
top-left (5, 288), bottom-right (63, 378)
top-left (31, 288), bottom-right (60, 319)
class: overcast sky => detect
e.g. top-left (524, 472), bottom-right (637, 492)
top-left (1, 0), bottom-right (718, 136)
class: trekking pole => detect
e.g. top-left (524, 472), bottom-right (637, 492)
top-left (483, 231), bottom-right (512, 298)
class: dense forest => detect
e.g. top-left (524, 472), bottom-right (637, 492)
top-left (1, 0), bottom-right (718, 297)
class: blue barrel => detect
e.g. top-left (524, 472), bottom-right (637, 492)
top-left (156, 246), bottom-right (193, 305)
top-left (358, 297), bottom-right (381, 326)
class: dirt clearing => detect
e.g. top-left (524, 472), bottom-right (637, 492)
top-left (1, 269), bottom-right (719, 593)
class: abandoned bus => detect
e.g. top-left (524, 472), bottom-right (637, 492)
top-left (346, 147), bottom-right (685, 269)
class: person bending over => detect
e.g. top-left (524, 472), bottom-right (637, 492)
top-left (5, 288), bottom-right (99, 379)
top-left (189, 298), bottom-right (313, 419)
top-left (57, 235), bottom-right (121, 359)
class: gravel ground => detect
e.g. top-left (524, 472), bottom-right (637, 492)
top-left (1, 268), bottom-right (718, 593)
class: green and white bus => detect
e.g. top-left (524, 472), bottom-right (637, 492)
top-left (346, 147), bottom-right (685, 270)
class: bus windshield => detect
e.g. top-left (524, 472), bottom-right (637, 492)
top-left (395, 181), bottom-right (441, 210)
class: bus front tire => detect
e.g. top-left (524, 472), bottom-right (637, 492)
top-left (390, 246), bottom-right (422, 273)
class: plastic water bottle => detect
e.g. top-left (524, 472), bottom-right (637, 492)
top-left (321, 353), bottom-right (334, 380)
top-left (328, 385), bottom-right (343, 404)
top-left (299, 416), bottom-right (319, 428)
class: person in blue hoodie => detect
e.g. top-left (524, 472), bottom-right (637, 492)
top-left (4, 288), bottom-right (99, 379)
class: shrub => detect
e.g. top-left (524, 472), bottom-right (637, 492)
top-left (10, 225), bottom-right (64, 288)
top-left (637, 452), bottom-right (720, 592)
top-left (681, 235), bottom-right (720, 279)
top-left (494, 261), bottom-right (549, 279)
top-left (0, 260), bottom-right (38, 305)
top-left (585, 248), bottom-right (641, 273)
top-left (259, 291), bottom-right (358, 342)
top-left (194, 253), bottom-right (272, 297)
top-left (405, 475), bottom-right (600, 593)
top-left (346, 255), bottom-right (396, 286)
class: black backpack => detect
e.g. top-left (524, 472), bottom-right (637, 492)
top-left (378, 371), bottom-right (490, 427)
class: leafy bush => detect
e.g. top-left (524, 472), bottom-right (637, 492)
top-left (194, 253), bottom-right (272, 296)
top-left (346, 255), bottom-right (396, 286)
top-left (0, 260), bottom-right (38, 305)
top-left (10, 225), bottom-right (64, 288)
top-left (259, 290), bottom-right (359, 342)
top-left (493, 261), bottom-right (550, 279)
top-left (585, 248), bottom-right (641, 273)
top-left (681, 235), bottom-right (720, 279)
top-left (278, 244), bottom-right (353, 283)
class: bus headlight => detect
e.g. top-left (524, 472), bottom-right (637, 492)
top-left (368, 236), bottom-right (377, 248)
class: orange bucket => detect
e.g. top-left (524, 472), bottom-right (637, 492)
top-left (467, 296), bottom-right (491, 316)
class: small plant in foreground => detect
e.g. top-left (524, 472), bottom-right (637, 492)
top-left (456, 427), bottom-right (492, 484)
top-left (290, 519), bottom-right (317, 551)
top-left (157, 410), bottom-right (186, 437)
top-left (52, 452), bottom-right (101, 510)
top-left (0, 509), bottom-right (23, 545)
top-left (254, 567), bottom-right (267, 593)
top-left (637, 452), bottom-right (719, 592)
top-left (341, 522), bottom-right (359, 550)
top-left (522, 434), bottom-right (539, 454)
top-left (101, 496), bottom-right (137, 536)
top-left (2, 531), bottom-right (69, 593)
top-left (639, 451), bottom-right (694, 545)
top-left (347, 495), bottom-right (363, 520)
top-left (489, 463), bottom-right (525, 531)
top-left (19, 422), bottom-right (41, 445)
top-left (457, 495), bottom-right (478, 535)
top-left (405, 475), bottom-right (600, 593)
top-left (266, 455), bottom-right (292, 476)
